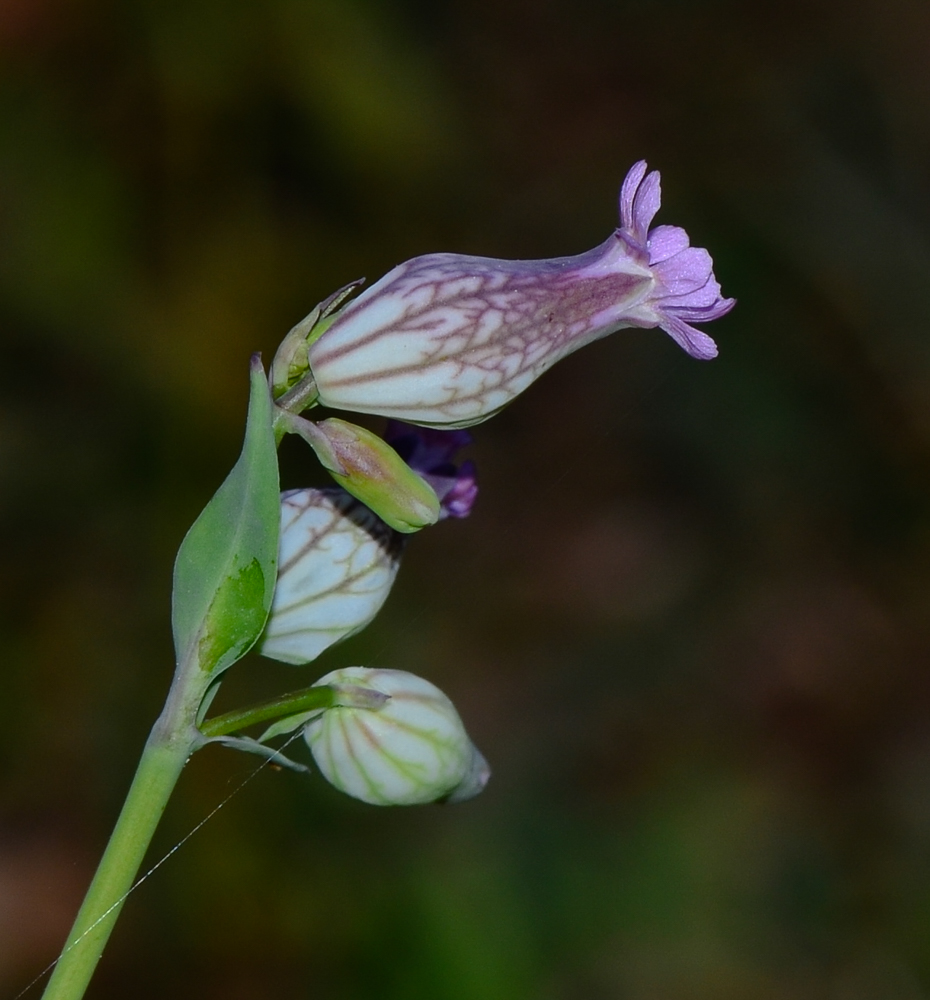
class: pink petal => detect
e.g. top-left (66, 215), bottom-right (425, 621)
top-left (661, 283), bottom-right (722, 312)
top-left (619, 160), bottom-right (648, 231)
top-left (630, 170), bottom-right (662, 242)
top-left (647, 225), bottom-right (690, 264)
top-left (653, 247), bottom-right (714, 296)
top-left (659, 312), bottom-right (719, 360)
top-left (666, 297), bottom-right (736, 323)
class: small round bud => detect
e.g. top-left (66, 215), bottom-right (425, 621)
top-left (304, 667), bottom-right (490, 806)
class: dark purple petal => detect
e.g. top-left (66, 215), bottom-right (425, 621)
top-left (385, 420), bottom-right (472, 470)
top-left (437, 459), bottom-right (478, 519)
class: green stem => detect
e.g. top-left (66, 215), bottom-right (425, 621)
top-left (41, 677), bottom-right (206, 1000)
top-left (201, 684), bottom-right (336, 737)
top-left (274, 371), bottom-right (319, 422)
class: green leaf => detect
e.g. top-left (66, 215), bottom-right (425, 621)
top-left (172, 355), bottom-right (280, 678)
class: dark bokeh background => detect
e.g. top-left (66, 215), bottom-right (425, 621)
top-left (4, 0), bottom-right (930, 996)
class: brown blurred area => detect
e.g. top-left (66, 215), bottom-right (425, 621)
top-left (4, 0), bottom-right (930, 996)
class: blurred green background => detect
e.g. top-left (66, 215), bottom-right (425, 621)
top-left (4, 0), bottom-right (930, 997)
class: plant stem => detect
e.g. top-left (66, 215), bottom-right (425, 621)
top-left (274, 371), bottom-right (319, 421)
top-left (200, 683), bottom-right (335, 737)
top-left (40, 679), bottom-right (204, 1000)
top-left (200, 681), bottom-right (390, 739)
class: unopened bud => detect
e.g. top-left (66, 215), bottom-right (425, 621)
top-left (258, 489), bottom-right (402, 665)
top-left (304, 667), bottom-right (490, 806)
top-left (286, 415), bottom-right (440, 533)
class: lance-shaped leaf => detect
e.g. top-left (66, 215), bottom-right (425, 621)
top-left (172, 356), bottom-right (280, 678)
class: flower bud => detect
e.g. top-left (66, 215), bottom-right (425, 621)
top-left (307, 161), bottom-right (733, 428)
top-left (286, 415), bottom-right (440, 533)
top-left (304, 667), bottom-right (490, 806)
top-left (258, 489), bottom-right (402, 665)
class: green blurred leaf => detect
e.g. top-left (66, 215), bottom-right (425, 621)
top-left (171, 355), bottom-right (280, 678)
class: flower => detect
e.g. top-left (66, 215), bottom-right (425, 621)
top-left (306, 161), bottom-right (733, 428)
top-left (303, 667), bottom-right (490, 805)
top-left (258, 488), bottom-right (402, 665)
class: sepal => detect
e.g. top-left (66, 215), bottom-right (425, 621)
top-left (270, 280), bottom-right (365, 401)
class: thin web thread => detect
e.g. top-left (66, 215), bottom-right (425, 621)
top-left (13, 731), bottom-right (304, 1000)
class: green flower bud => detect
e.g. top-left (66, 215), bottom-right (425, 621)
top-left (304, 667), bottom-right (490, 806)
top-left (285, 415), bottom-right (440, 533)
